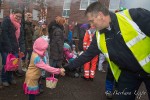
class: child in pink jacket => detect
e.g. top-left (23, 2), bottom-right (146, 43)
top-left (63, 47), bottom-right (77, 63)
top-left (23, 37), bottom-right (65, 100)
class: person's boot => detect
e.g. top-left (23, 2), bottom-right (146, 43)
top-left (21, 60), bottom-right (27, 72)
top-left (89, 78), bottom-right (94, 81)
top-left (37, 84), bottom-right (44, 95)
top-left (14, 70), bottom-right (24, 77)
top-left (0, 77), bottom-right (3, 88)
top-left (10, 79), bottom-right (17, 85)
top-left (81, 75), bottom-right (89, 81)
top-left (105, 80), bottom-right (114, 99)
top-left (105, 91), bottom-right (113, 99)
top-left (2, 82), bottom-right (9, 87)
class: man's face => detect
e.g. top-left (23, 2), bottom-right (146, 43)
top-left (87, 12), bottom-right (105, 30)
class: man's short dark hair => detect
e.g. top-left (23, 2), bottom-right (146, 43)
top-left (85, 1), bottom-right (109, 16)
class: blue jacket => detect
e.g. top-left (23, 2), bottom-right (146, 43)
top-left (68, 30), bottom-right (72, 42)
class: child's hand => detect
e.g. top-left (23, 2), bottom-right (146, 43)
top-left (60, 68), bottom-right (65, 76)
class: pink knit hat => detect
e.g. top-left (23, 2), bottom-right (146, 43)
top-left (33, 37), bottom-right (48, 56)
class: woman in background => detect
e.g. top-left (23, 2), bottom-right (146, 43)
top-left (1, 8), bottom-right (25, 86)
top-left (48, 16), bottom-right (66, 69)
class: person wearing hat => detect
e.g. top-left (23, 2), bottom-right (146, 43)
top-left (32, 19), bottom-right (49, 80)
top-left (32, 19), bottom-right (48, 43)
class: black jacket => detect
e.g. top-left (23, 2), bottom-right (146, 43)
top-left (48, 21), bottom-right (64, 61)
top-left (1, 16), bottom-right (25, 53)
top-left (68, 8), bottom-right (150, 73)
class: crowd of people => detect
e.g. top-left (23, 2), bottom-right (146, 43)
top-left (0, 1), bottom-right (150, 100)
top-left (0, 7), bottom-right (106, 100)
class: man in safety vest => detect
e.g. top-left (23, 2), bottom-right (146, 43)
top-left (64, 1), bottom-right (150, 100)
top-left (83, 24), bottom-right (98, 81)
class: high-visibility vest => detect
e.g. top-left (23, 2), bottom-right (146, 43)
top-left (96, 9), bottom-right (150, 81)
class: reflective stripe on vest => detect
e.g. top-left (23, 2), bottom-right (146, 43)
top-left (96, 9), bottom-right (150, 81)
top-left (88, 30), bottom-right (92, 42)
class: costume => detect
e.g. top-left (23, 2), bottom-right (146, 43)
top-left (23, 37), bottom-right (60, 95)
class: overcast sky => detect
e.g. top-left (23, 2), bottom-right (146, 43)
top-left (120, 0), bottom-right (150, 10)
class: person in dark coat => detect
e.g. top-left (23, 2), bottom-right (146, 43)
top-left (1, 8), bottom-right (25, 86)
top-left (48, 16), bottom-right (66, 68)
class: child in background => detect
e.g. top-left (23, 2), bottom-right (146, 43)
top-left (63, 47), bottom-right (75, 63)
top-left (23, 37), bottom-right (65, 100)
top-left (40, 20), bottom-right (49, 78)
top-left (63, 44), bottom-right (79, 78)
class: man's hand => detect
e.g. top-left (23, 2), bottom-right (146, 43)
top-left (60, 68), bottom-right (65, 76)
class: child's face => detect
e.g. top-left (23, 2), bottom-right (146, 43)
top-left (42, 24), bottom-right (47, 28)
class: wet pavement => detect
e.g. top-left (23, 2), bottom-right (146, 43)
top-left (0, 70), bottom-right (148, 100)
top-left (0, 55), bottom-right (149, 100)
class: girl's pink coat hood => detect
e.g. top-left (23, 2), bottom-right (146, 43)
top-left (33, 37), bottom-right (48, 56)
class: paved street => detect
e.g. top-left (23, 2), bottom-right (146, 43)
top-left (0, 55), bottom-right (149, 100)
top-left (0, 69), bottom-right (148, 100)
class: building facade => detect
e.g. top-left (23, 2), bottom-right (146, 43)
top-left (1, 0), bottom-right (150, 24)
top-left (0, 0), bottom-right (110, 24)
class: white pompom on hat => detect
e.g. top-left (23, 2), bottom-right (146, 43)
top-left (38, 19), bottom-right (47, 25)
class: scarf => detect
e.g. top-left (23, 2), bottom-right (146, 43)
top-left (10, 14), bottom-right (21, 41)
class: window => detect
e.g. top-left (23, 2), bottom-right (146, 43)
top-left (0, 9), bottom-right (4, 18)
top-left (109, 0), bottom-right (121, 11)
top-left (80, 0), bottom-right (98, 10)
top-left (62, 10), bottom-right (70, 18)
top-left (62, 0), bottom-right (71, 18)
top-left (32, 9), bottom-right (39, 21)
